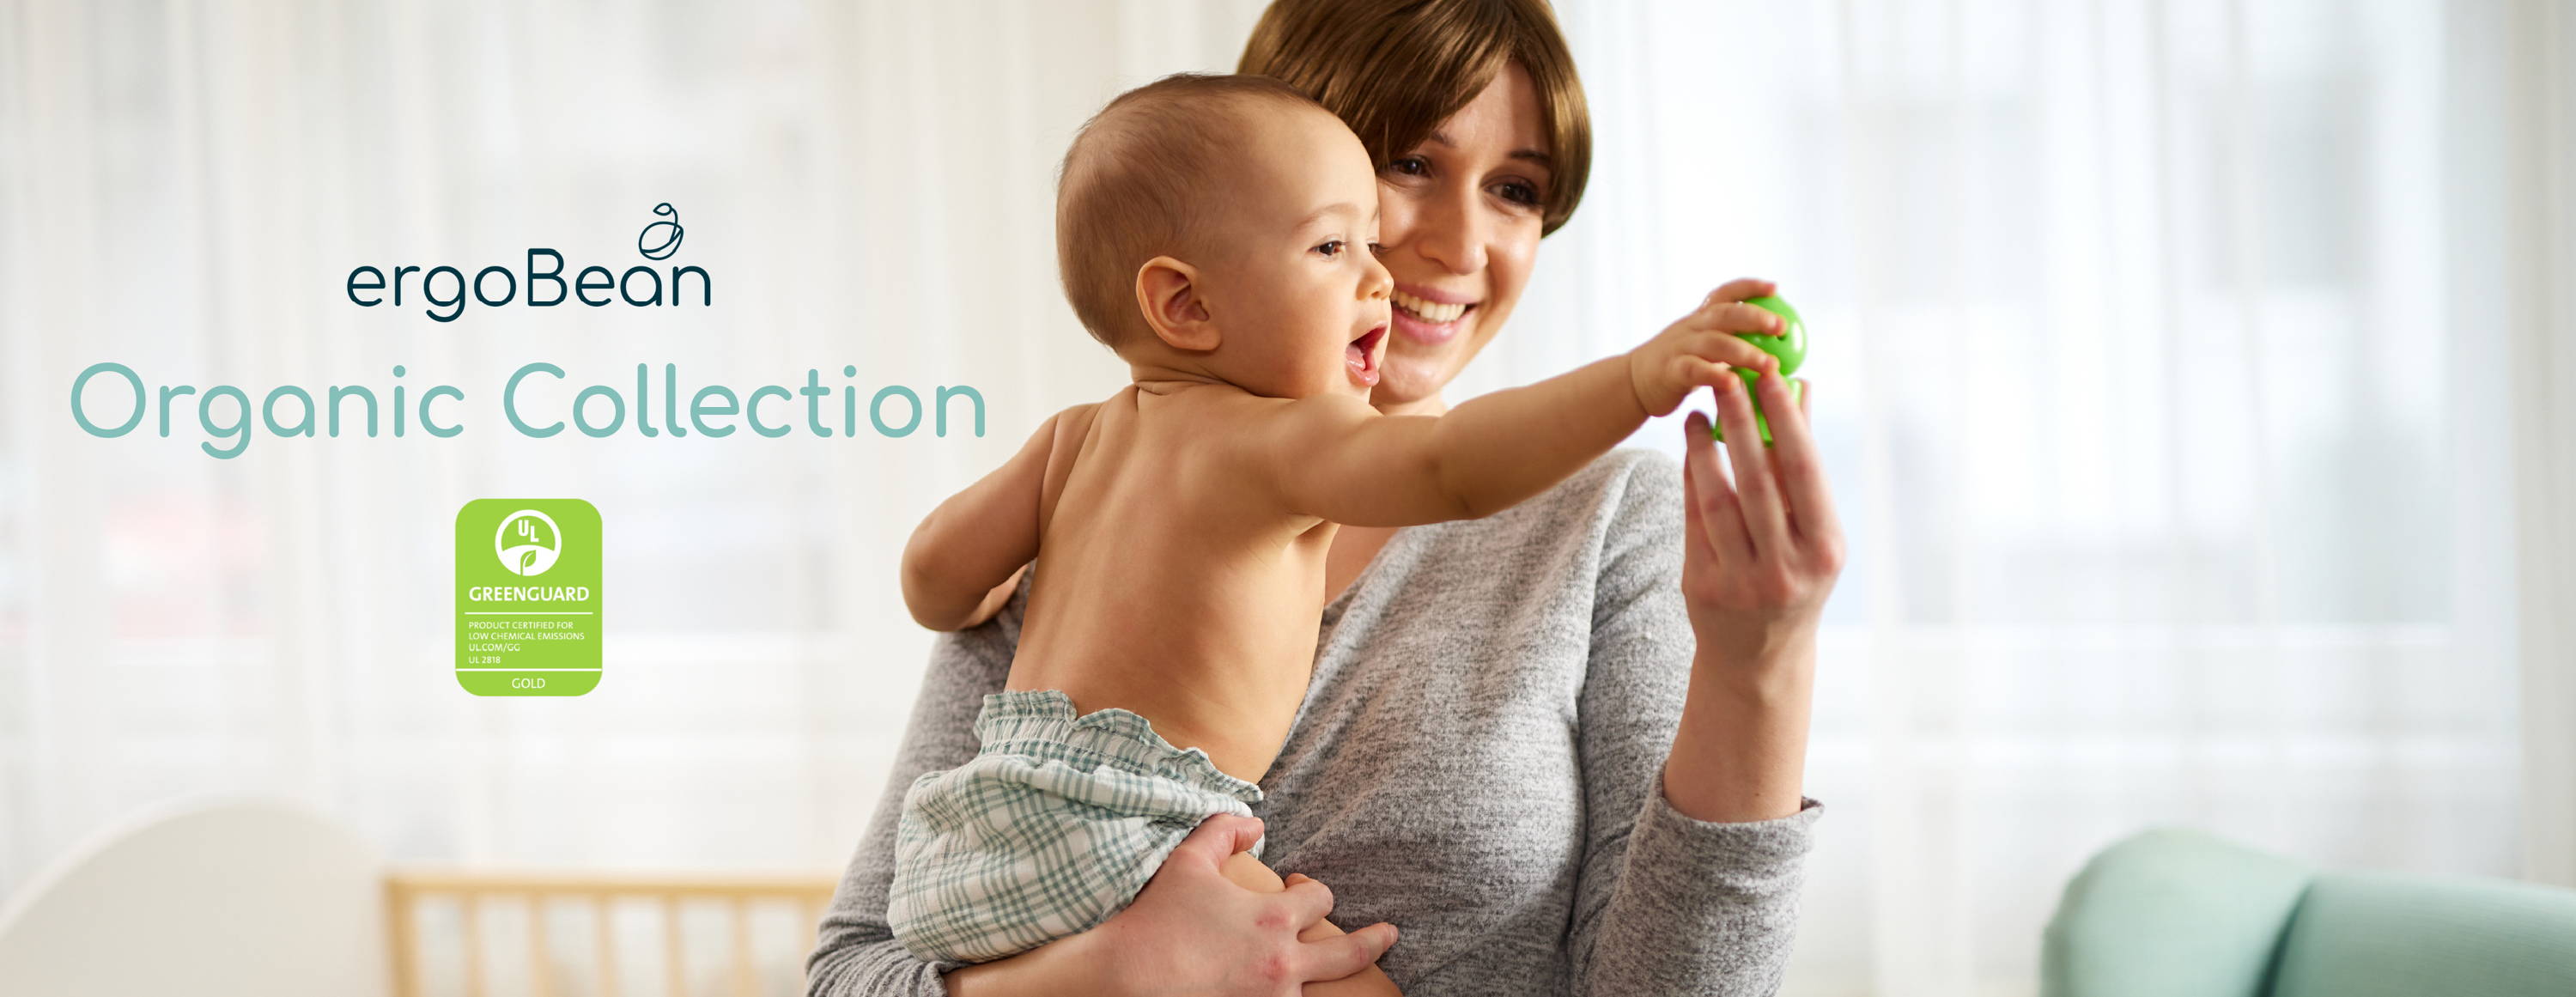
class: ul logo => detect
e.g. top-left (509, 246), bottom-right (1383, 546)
top-left (495, 509), bottom-right (563, 576)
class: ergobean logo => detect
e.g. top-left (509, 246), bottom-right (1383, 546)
top-left (343, 203), bottom-right (709, 323)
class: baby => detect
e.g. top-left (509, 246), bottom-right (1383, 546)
top-left (887, 73), bottom-right (1775, 976)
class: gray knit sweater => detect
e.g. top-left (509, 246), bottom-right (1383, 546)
top-left (808, 449), bottom-right (1822, 996)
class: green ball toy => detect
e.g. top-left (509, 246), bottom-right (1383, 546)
top-left (1710, 295), bottom-right (1806, 447)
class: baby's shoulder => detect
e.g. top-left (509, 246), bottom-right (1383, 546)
top-left (1035, 398), bottom-right (1105, 468)
top-left (1123, 385), bottom-right (1332, 509)
top-left (1127, 381), bottom-right (1330, 438)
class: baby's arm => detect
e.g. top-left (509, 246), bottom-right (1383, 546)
top-left (1249, 294), bottom-right (1784, 527)
top-left (899, 406), bottom-right (1081, 631)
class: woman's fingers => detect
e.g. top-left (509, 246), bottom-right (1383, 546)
top-left (1680, 428), bottom-right (1710, 561)
top-left (1713, 368), bottom-right (1793, 556)
top-left (1278, 872), bottom-right (1338, 927)
top-left (1166, 814), bottom-right (1265, 874)
top-left (1682, 410), bottom-right (1751, 564)
top-left (1274, 874), bottom-right (1399, 983)
top-left (1298, 922), bottom-right (1399, 983)
top-left (1760, 374), bottom-right (1843, 551)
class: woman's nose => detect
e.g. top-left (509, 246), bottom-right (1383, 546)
top-left (1416, 185), bottom-right (1490, 276)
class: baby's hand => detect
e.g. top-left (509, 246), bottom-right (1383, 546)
top-left (1626, 278), bottom-right (1790, 417)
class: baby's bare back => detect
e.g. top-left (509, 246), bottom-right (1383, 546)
top-left (1006, 384), bottom-right (1335, 784)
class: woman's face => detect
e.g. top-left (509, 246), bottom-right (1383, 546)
top-left (1370, 63), bottom-right (1552, 414)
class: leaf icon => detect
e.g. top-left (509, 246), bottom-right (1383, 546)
top-left (520, 549), bottom-right (539, 574)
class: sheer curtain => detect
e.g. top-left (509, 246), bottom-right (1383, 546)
top-left (1493, 2), bottom-right (2550, 993)
top-left (0, 2), bottom-right (2562, 995)
top-left (2488, 0), bottom-right (2576, 894)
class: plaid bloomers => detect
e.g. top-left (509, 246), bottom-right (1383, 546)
top-left (886, 689), bottom-right (1265, 964)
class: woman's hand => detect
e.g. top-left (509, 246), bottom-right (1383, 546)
top-left (1662, 278), bottom-right (1845, 823)
top-left (945, 815), bottom-right (1397, 997)
top-left (1676, 279), bottom-right (1844, 673)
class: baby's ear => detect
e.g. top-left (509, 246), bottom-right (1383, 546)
top-left (1135, 256), bottom-right (1220, 352)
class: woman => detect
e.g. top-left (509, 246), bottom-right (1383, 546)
top-left (808, 1), bottom-right (1844, 994)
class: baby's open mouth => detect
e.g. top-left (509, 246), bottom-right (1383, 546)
top-left (1346, 325), bottom-right (1388, 386)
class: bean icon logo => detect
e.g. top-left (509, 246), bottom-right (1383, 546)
top-left (637, 203), bottom-right (683, 260)
top-left (495, 509), bottom-right (563, 576)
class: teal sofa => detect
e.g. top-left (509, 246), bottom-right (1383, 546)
top-left (2043, 829), bottom-right (2576, 997)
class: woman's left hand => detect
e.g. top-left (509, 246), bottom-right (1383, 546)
top-left (1675, 285), bottom-right (1845, 678)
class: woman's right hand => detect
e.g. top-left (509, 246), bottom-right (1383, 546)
top-left (945, 815), bottom-right (1398, 997)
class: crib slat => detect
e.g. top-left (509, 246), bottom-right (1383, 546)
top-left (528, 894), bottom-right (552, 997)
top-left (796, 899), bottom-right (821, 982)
top-left (664, 895), bottom-right (686, 997)
top-left (731, 897), bottom-right (756, 997)
top-left (593, 894), bottom-right (619, 997)
top-left (463, 895), bottom-right (489, 997)
top-left (386, 882), bottom-right (422, 997)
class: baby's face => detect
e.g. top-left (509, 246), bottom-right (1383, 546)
top-left (1192, 107), bottom-right (1394, 401)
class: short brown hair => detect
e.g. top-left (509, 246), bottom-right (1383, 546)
top-left (1055, 73), bottom-right (1329, 349)
top-left (1240, 0), bottom-right (1592, 236)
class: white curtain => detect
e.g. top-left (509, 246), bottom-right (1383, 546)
top-left (1508, 2), bottom-right (2558, 994)
top-left (0, 2), bottom-right (2565, 995)
top-left (2489, 0), bottom-right (2576, 894)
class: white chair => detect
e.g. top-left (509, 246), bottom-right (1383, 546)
top-left (1, 797), bottom-right (840, 996)
top-left (0, 795), bottom-right (389, 997)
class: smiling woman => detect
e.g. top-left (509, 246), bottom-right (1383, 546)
top-left (1238, 0), bottom-right (1583, 416)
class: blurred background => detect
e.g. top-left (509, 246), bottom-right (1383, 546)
top-left (3, 1), bottom-right (2572, 995)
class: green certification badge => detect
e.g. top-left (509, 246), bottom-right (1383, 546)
top-left (455, 499), bottom-right (602, 696)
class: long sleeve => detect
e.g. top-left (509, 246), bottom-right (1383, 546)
top-left (805, 582), bottom-right (1024, 997)
top-left (1566, 454), bottom-right (1823, 996)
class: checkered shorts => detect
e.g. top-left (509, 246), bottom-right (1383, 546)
top-left (886, 689), bottom-right (1265, 964)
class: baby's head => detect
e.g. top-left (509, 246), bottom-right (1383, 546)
top-left (1057, 73), bottom-right (1394, 399)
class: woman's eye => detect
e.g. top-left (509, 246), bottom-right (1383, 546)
top-left (1366, 240), bottom-right (1385, 257)
top-left (1314, 240), bottom-right (1345, 258)
top-left (1495, 180), bottom-right (1543, 207)
top-left (1387, 155), bottom-right (1431, 177)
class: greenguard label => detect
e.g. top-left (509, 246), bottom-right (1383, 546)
top-left (454, 499), bottom-right (603, 696)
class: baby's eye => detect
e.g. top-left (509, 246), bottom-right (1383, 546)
top-left (1314, 240), bottom-right (1346, 258)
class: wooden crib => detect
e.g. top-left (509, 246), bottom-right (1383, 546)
top-left (383, 870), bottom-right (841, 997)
